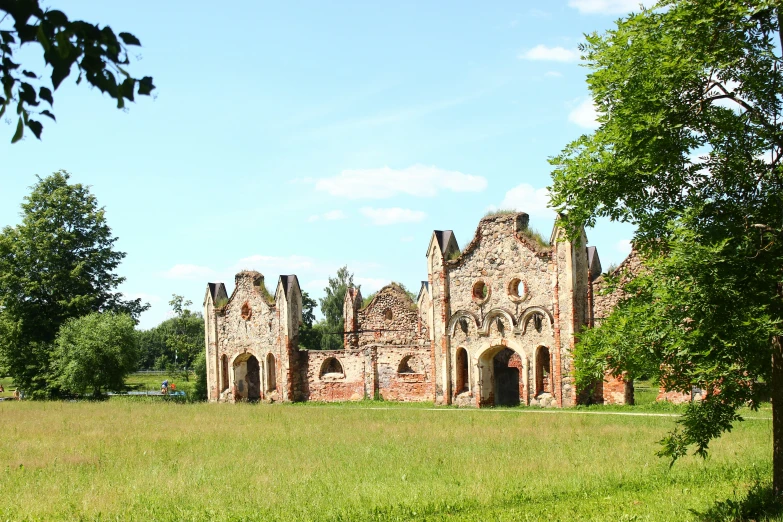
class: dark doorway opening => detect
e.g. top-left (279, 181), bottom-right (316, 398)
top-left (246, 355), bottom-right (260, 401)
top-left (493, 348), bottom-right (520, 406)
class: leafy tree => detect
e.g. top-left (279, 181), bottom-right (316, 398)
top-left (298, 291), bottom-right (323, 350)
top-left (549, 0), bottom-right (783, 493)
top-left (318, 266), bottom-right (355, 350)
top-left (165, 294), bottom-right (203, 380)
top-left (0, 0), bottom-right (155, 142)
top-left (192, 351), bottom-right (208, 401)
top-left (0, 171), bottom-right (147, 397)
top-left (52, 312), bottom-right (138, 398)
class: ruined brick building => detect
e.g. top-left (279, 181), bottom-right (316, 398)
top-left (203, 211), bottom-right (631, 407)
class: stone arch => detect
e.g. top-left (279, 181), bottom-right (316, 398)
top-left (232, 351), bottom-right (260, 401)
top-left (478, 308), bottom-right (516, 336)
top-left (475, 341), bottom-right (528, 407)
top-left (398, 354), bottom-right (422, 374)
top-left (455, 347), bottom-right (469, 394)
top-left (266, 352), bottom-right (277, 393)
top-left (519, 306), bottom-right (554, 334)
top-left (535, 346), bottom-right (552, 396)
top-left (320, 357), bottom-right (344, 379)
top-left (446, 310), bottom-right (480, 337)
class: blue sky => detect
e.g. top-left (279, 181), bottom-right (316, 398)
top-left (1, 0), bottom-right (643, 329)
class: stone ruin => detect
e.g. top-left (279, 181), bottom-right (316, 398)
top-left (203, 211), bottom-right (635, 407)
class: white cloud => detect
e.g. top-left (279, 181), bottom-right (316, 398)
top-left (360, 207), bottom-right (427, 226)
top-left (161, 264), bottom-right (216, 280)
top-left (355, 277), bottom-right (390, 293)
top-left (568, 0), bottom-right (653, 14)
top-left (307, 210), bottom-right (347, 222)
top-left (498, 184), bottom-right (555, 218)
top-left (520, 45), bottom-right (580, 62)
top-left (545, 71), bottom-right (563, 78)
top-left (568, 98), bottom-right (600, 129)
top-left (315, 165), bottom-right (487, 199)
top-left (235, 255), bottom-right (316, 272)
top-left (616, 239), bottom-right (632, 255)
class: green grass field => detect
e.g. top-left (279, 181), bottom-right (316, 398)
top-left (0, 399), bottom-right (775, 521)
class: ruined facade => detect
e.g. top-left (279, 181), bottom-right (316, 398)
top-left (204, 211), bottom-right (631, 407)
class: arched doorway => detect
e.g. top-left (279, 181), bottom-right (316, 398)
top-left (493, 348), bottom-right (521, 406)
top-left (233, 353), bottom-right (260, 401)
top-left (477, 345), bottom-right (525, 407)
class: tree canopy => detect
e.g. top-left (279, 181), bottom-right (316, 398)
top-left (52, 312), bottom-right (138, 398)
top-left (0, 171), bottom-right (147, 397)
top-left (549, 0), bottom-right (783, 492)
top-left (318, 266), bottom-right (355, 350)
top-left (0, 0), bottom-right (155, 142)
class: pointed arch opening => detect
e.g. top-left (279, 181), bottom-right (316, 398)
top-left (455, 348), bottom-right (469, 394)
top-left (220, 354), bottom-right (229, 392)
top-left (535, 346), bottom-right (551, 396)
top-left (266, 353), bottom-right (277, 393)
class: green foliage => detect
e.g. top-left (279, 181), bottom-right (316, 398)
top-left (163, 295), bottom-right (203, 379)
top-left (0, 1), bottom-right (155, 142)
top-left (549, 0), bottom-right (783, 472)
top-left (192, 352), bottom-right (208, 401)
top-left (255, 280), bottom-right (276, 305)
top-left (319, 266), bottom-right (355, 350)
top-left (298, 291), bottom-right (323, 350)
top-left (52, 312), bottom-right (138, 397)
top-left (361, 292), bottom-right (377, 308)
top-left (447, 249), bottom-right (461, 261)
top-left (519, 227), bottom-right (549, 249)
top-left (0, 171), bottom-right (147, 398)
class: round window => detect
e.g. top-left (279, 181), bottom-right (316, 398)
top-left (472, 280), bottom-right (489, 303)
top-left (508, 278), bottom-right (528, 301)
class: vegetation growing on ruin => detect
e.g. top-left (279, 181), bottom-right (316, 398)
top-left (482, 208), bottom-right (518, 218)
top-left (447, 249), bottom-right (461, 261)
top-left (0, 400), bottom-right (774, 521)
top-left (254, 280), bottom-right (276, 306)
top-left (519, 226), bottom-right (549, 249)
top-left (214, 296), bottom-right (229, 309)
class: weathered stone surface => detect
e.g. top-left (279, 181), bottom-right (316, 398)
top-left (203, 211), bottom-right (633, 408)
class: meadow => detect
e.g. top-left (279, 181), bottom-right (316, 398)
top-left (0, 396), bottom-right (775, 521)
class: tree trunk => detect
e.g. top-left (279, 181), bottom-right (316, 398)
top-left (775, 281), bottom-right (783, 496)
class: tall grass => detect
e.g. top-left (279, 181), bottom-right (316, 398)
top-left (0, 401), bottom-right (772, 521)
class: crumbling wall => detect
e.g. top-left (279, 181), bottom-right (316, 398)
top-left (306, 350), bottom-right (366, 402)
top-left (376, 346), bottom-right (433, 402)
top-left (356, 284), bottom-right (427, 347)
top-left (212, 271), bottom-right (287, 402)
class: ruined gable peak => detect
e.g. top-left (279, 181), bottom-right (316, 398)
top-left (235, 270), bottom-right (264, 287)
top-left (478, 211), bottom-right (529, 235)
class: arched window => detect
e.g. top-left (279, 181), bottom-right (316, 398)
top-left (455, 348), bottom-right (469, 393)
top-left (220, 354), bottom-right (229, 392)
top-left (398, 355), bottom-right (420, 374)
top-left (266, 353), bottom-right (277, 392)
top-left (536, 346), bottom-right (551, 396)
top-left (320, 357), bottom-right (344, 378)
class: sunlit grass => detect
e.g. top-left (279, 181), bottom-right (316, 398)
top-left (0, 400), bottom-right (772, 521)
